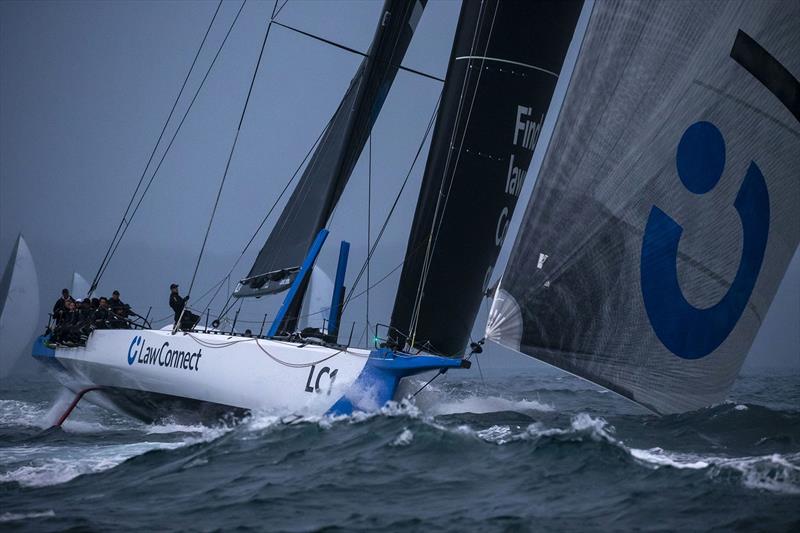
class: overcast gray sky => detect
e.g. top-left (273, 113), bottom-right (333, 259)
top-left (1, 0), bottom-right (797, 373)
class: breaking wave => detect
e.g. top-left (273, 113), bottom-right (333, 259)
top-left (0, 510), bottom-right (56, 523)
top-left (1, 373), bottom-right (798, 530)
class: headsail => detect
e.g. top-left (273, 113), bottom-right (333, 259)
top-left (298, 265), bottom-right (334, 331)
top-left (71, 272), bottom-right (90, 299)
top-left (235, 0), bottom-right (427, 300)
top-left (0, 235), bottom-right (40, 377)
top-left (389, 0), bottom-right (584, 355)
top-left (488, 0), bottom-right (800, 413)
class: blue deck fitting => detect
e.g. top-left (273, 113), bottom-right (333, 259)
top-left (327, 348), bottom-right (469, 416)
top-left (327, 240), bottom-right (350, 339)
top-left (268, 229), bottom-right (329, 337)
top-left (31, 334), bottom-right (66, 372)
top-left (32, 335), bottom-right (55, 358)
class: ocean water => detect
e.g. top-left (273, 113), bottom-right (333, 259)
top-left (1, 369), bottom-right (798, 532)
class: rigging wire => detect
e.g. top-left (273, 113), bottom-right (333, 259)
top-left (179, 1), bottom-right (279, 330)
top-left (89, 0), bottom-right (224, 295)
top-left (195, 2), bottom-right (446, 327)
top-left (411, 370), bottom-right (445, 398)
top-left (274, 0), bottom-right (290, 19)
top-left (339, 92), bottom-right (442, 317)
top-left (94, 0), bottom-right (249, 287)
top-left (198, 106), bottom-right (340, 322)
top-left (208, 2), bottom-right (444, 326)
top-left (366, 134), bottom-right (371, 346)
top-left (407, 0), bottom-right (491, 346)
top-left (271, 20), bottom-right (445, 83)
top-left (408, 2), bottom-right (499, 347)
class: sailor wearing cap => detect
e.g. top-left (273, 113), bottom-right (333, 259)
top-left (169, 283), bottom-right (187, 325)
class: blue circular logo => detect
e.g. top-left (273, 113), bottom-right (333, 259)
top-left (641, 121), bottom-right (769, 359)
top-left (127, 336), bottom-right (141, 365)
top-left (676, 121), bottom-right (726, 194)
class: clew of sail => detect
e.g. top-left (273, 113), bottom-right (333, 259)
top-left (0, 235), bottom-right (40, 377)
top-left (235, 0), bottom-right (427, 300)
top-left (488, 0), bottom-right (800, 413)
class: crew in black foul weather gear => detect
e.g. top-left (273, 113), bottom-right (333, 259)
top-left (93, 297), bottom-right (112, 329)
top-left (169, 283), bottom-right (185, 324)
top-left (170, 283), bottom-right (199, 331)
top-left (109, 290), bottom-right (131, 328)
top-left (52, 288), bottom-right (75, 324)
top-left (109, 290), bottom-right (127, 315)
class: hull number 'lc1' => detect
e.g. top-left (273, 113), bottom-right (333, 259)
top-left (304, 365), bottom-right (338, 396)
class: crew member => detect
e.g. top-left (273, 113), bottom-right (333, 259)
top-left (76, 299), bottom-right (94, 342)
top-left (109, 290), bottom-right (127, 314)
top-left (52, 289), bottom-right (74, 324)
top-left (79, 298), bottom-right (93, 320)
top-left (169, 283), bottom-right (187, 325)
top-left (54, 299), bottom-right (78, 343)
top-left (94, 297), bottom-right (112, 329)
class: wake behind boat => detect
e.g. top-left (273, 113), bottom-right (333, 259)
top-left (31, 0), bottom-right (800, 425)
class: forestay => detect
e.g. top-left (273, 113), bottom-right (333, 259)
top-left (488, 0), bottom-right (800, 413)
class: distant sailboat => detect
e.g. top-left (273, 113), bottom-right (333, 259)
top-left (32, 0), bottom-right (799, 423)
top-left (1, 235), bottom-right (40, 378)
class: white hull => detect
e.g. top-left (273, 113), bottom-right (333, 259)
top-left (40, 328), bottom-right (372, 419)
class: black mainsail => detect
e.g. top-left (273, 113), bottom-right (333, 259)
top-left (235, 0), bottom-right (426, 302)
top-left (389, 0), bottom-right (583, 355)
top-left (488, 0), bottom-right (800, 413)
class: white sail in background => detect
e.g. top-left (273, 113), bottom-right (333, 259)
top-left (299, 266), bottom-right (334, 331)
top-left (71, 272), bottom-right (90, 299)
top-left (0, 235), bottom-right (40, 377)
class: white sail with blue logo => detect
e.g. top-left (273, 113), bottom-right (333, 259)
top-left (486, 0), bottom-right (800, 413)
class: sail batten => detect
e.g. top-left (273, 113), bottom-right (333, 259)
top-left (235, 0), bottom-right (427, 302)
top-left (490, 0), bottom-right (800, 414)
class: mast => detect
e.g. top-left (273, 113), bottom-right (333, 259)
top-left (234, 0), bottom-right (427, 332)
top-left (389, 0), bottom-right (583, 355)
